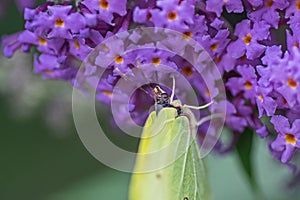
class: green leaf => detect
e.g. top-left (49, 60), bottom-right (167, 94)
top-left (128, 108), bottom-right (211, 200)
top-left (235, 128), bottom-right (258, 192)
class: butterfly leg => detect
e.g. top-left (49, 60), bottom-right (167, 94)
top-left (170, 76), bottom-right (176, 103)
top-left (182, 100), bottom-right (214, 110)
top-left (196, 113), bottom-right (225, 126)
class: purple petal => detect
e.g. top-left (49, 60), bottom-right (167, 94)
top-left (270, 115), bottom-right (291, 133)
top-left (256, 126), bottom-right (269, 138)
top-left (246, 42), bottom-right (266, 59)
top-left (206, 0), bottom-right (224, 17)
top-left (227, 40), bottom-right (246, 58)
top-left (281, 145), bottom-right (296, 163)
top-left (225, 0), bottom-right (244, 14)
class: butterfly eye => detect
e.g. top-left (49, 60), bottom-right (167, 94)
top-left (153, 86), bottom-right (160, 94)
top-left (161, 93), bottom-right (169, 99)
top-left (153, 85), bottom-right (166, 95)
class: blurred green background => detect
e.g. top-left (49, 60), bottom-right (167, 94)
top-left (0, 1), bottom-right (299, 200)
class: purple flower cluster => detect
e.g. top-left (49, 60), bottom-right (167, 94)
top-left (2, 0), bottom-right (128, 80)
top-left (3, 0), bottom-right (300, 171)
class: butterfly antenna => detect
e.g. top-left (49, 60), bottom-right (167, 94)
top-left (135, 59), bottom-right (156, 98)
top-left (113, 65), bottom-right (154, 98)
top-left (170, 75), bottom-right (175, 103)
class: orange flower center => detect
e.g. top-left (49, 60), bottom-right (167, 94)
top-left (74, 41), bottom-right (80, 49)
top-left (146, 12), bottom-right (152, 20)
top-left (215, 56), bottom-right (222, 63)
top-left (182, 31), bottom-right (193, 40)
top-left (282, 97), bottom-right (287, 104)
top-left (285, 134), bottom-right (296, 145)
top-left (287, 77), bottom-right (297, 89)
top-left (99, 0), bottom-right (109, 9)
top-left (103, 90), bottom-right (112, 97)
top-left (167, 11), bottom-right (178, 21)
top-left (45, 69), bottom-right (53, 75)
top-left (266, 0), bottom-right (273, 7)
top-left (210, 43), bottom-right (219, 51)
top-left (240, 54), bottom-right (247, 61)
top-left (258, 94), bottom-right (264, 102)
top-left (114, 55), bottom-right (124, 64)
top-left (100, 44), bottom-right (109, 52)
top-left (244, 81), bottom-right (253, 89)
top-left (38, 38), bottom-right (47, 45)
top-left (182, 65), bottom-right (194, 76)
top-left (152, 57), bottom-right (161, 66)
top-left (55, 18), bottom-right (65, 27)
top-left (205, 88), bottom-right (211, 98)
top-left (296, 1), bottom-right (300, 10)
top-left (243, 34), bottom-right (252, 45)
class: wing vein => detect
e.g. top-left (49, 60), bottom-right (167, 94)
top-left (177, 120), bottom-right (191, 199)
top-left (191, 142), bottom-right (198, 200)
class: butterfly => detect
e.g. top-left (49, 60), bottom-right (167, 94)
top-left (128, 76), bottom-right (222, 200)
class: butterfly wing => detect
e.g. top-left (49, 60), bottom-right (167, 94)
top-left (129, 108), bottom-right (211, 200)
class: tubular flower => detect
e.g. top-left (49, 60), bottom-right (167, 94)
top-left (3, 0), bottom-right (300, 171)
